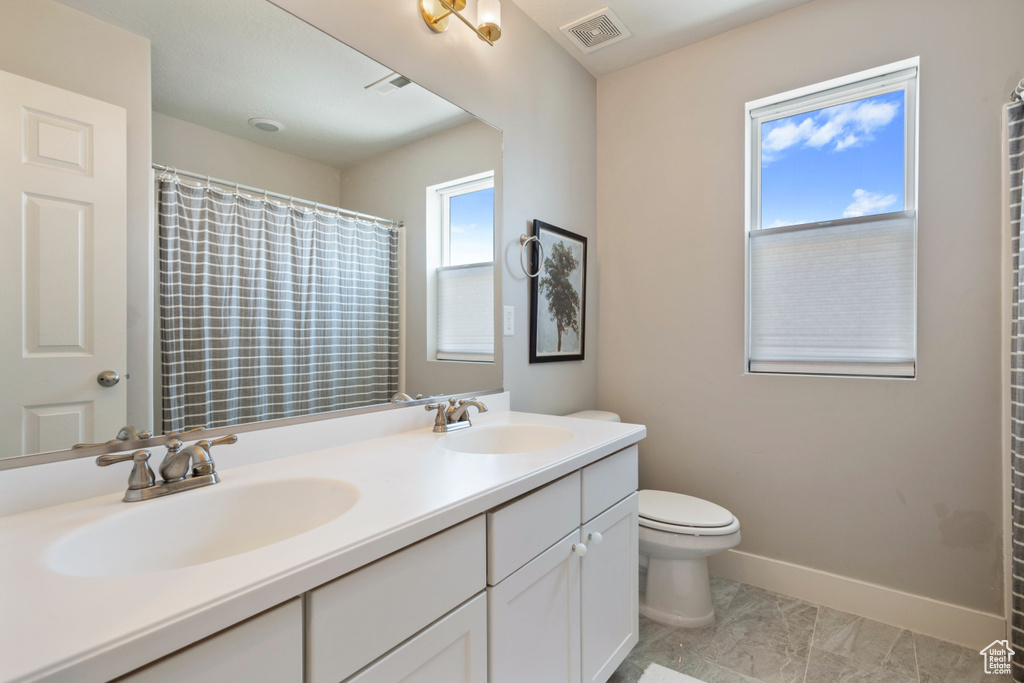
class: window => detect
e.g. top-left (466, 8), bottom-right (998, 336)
top-left (745, 59), bottom-right (919, 378)
top-left (427, 172), bottom-right (495, 362)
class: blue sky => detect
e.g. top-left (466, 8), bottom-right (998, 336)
top-left (448, 187), bottom-right (494, 265)
top-left (760, 91), bottom-right (905, 228)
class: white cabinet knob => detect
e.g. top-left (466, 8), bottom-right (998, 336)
top-left (588, 532), bottom-right (603, 545)
top-left (572, 543), bottom-right (588, 557)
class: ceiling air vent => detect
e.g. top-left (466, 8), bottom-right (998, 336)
top-left (560, 8), bottom-right (630, 54)
top-left (365, 72), bottom-right (412, 95)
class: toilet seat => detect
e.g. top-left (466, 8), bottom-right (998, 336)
top-left (639, 516), bottom-right (741, 536)
top-left (639, 489), bottom-right (739, 536)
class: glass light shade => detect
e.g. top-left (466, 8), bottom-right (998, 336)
top-left (477, 0), bottom-right (501, 39)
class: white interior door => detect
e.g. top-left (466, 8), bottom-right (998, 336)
top-left (0, 68), bottom-right (127, 457)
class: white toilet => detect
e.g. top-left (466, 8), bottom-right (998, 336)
top-left (566, 410), bottom-right (741, 629)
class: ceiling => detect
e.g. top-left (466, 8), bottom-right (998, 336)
top-left (55, 0), bottom-right (475, 169)
top-left (512, 0), bottom-right (813, 77)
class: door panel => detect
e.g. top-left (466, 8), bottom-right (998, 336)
top-left (488, 530), bottom-right (581, 683)
top-left (0, 68), bottom-right (127, 456)
top-left (582, 493), bottom-right (639, 683)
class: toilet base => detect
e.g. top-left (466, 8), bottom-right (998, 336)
top-left (641, 555), bottom-right (716, 629)
top-left (640, 598), bottom-right (715, 629)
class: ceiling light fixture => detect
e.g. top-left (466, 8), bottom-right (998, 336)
top-left (248, 118), bottom-right (283, 133)
top-left (419, 0), bottom-right (501, 46)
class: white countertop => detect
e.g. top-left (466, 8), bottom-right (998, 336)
top-left (0, 410), bottom-right (644, 683)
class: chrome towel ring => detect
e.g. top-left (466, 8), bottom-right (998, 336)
top-left (519, 234), bottom-right (544, 278)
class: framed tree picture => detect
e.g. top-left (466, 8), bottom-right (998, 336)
top-left (530, 220), bottom-right (587, 363)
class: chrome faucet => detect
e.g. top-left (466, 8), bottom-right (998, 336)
top-left (425, 397), bottom-right (488, 433)
top-left (159, 435), bottom-right (236, 481)
top-left (97, 433), bottom-right (237, 502)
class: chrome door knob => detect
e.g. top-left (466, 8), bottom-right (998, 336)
top-left (96, 370), bottom-right (120, 387)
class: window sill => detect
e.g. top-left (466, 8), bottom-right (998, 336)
top-left (747, 360), bottom-right (915, 379)
top-left (436, 352), bottom-right (494, 363)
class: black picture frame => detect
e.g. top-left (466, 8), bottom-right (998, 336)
top-left (529, 220), bottom-right (587, 363)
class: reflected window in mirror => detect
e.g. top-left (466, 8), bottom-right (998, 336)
top-left (429, 172), bottom-right (495, 363)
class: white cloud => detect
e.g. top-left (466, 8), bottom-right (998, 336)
top-left (761, 97), bottom-right (900, 163)
top-left (843, 189), bottom-right (897, 217)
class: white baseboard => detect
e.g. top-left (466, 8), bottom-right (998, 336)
top-left (708, 549), bottom-right (1004, 650)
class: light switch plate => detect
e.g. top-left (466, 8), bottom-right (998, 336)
top-left (503, 306), bottom-right (515, 336)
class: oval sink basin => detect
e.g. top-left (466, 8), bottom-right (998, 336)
top-left (46, 478), bottom-right (359, 577)
top-left (441, 424), bottom-right (573, 454)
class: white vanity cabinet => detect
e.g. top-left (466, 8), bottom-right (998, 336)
top-left (488, 446), bottom-right (639, 683)
top-left (308, 516), bottom-right (486, 683)
top-left (581, 493), bottom-right (639, 683)
top-left (114, 599), bottom-right (303, 683)
top-left (106, 445), bottom-right (640, 683)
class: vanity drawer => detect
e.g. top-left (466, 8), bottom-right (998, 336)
top-left (581, 445), bottom-right (638, 522)
top-left (307, 516), bottom-right (486, 683)
top-left (487, 471), bottom-right (581, 585)
top-left (115, 599), bottom-right (302, 683)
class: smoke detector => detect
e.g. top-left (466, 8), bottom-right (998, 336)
top-left (366, 72), bottom-right (413, 95)
top-left (560, 8), bottom-right (630, 54)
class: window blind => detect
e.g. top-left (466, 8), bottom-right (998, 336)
top-left (437, 263), bottom-right (494, 360)
top-left (748, 211), bottom-right (915, 375)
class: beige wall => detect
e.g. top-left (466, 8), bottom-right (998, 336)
top-left (272, 0), bottom-right (599, 416)
top-left (0, 0), bottom-right (153, 429)
top-left (597, 0), bottom-right (1024, 613)
top-left (152, 112), bottom-right (342, 207)
top-left (338, 121), bottom-right (503, 398)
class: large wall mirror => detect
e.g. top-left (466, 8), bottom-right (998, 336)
top-left (0, 0), bottom-right (502, 466)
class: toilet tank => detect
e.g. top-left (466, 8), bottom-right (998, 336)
top-left (565, 410), bottom-right (621, 422)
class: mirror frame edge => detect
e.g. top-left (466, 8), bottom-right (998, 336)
top-left (0, 387), bottom-right (505, 471)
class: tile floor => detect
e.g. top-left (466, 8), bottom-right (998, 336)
top-left (608, 578), bottom-right (1012, 683)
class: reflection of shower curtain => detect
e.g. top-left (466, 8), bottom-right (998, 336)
top-left (158, 180), bottom-right (398, 433)
top-left (1009, 100), bottom-right (1024, 681)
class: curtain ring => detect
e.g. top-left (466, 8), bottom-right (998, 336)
top-left (519, 235), bottom-right (544, 278)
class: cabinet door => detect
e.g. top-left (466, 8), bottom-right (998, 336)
top-left (581, 493), bottom-right (639, 683)
top-left (346, 593), bottom-right (487, 683)
top-left (114, 599), bottom-right (302, 683)
top-left (488, 530), bottom-right (582, 683)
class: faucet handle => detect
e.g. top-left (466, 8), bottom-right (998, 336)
top-left (195, 434), bottom-right (237, 453)
top-left (97, 450), bottom-right (155, 492)
top-left (188, 435), bottom-right (236, 477)
top-left (425, 402), bottom-right (447, 428)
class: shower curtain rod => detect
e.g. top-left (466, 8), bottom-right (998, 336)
top-left (152, 163), bottom-right (403, 229)
top-left (1011, 77), bottom-right (1024, 103)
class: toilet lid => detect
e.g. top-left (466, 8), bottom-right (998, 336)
top-left (639, 489), bottom-right (735, 528)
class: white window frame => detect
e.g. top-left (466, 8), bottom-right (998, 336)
top-left (744, 57), bottom-right (920, 379)
top-left (426, 171), bottom-right (495, 363)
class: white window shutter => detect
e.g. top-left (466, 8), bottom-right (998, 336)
top-left (437, 264), bottom-right (494, 359)
top-left (748, 212), bottom-right (915, 373)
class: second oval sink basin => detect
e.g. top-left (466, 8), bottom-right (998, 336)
top-left (46, 477), bottom-right (359, 577)
top-left (441, 424), bottom-right (573, 454)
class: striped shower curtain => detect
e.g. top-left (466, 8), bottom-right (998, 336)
top-left (1009, 99), bottom-right (1024, 680)
top-left (158, 180), bottom-right (399, 433)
